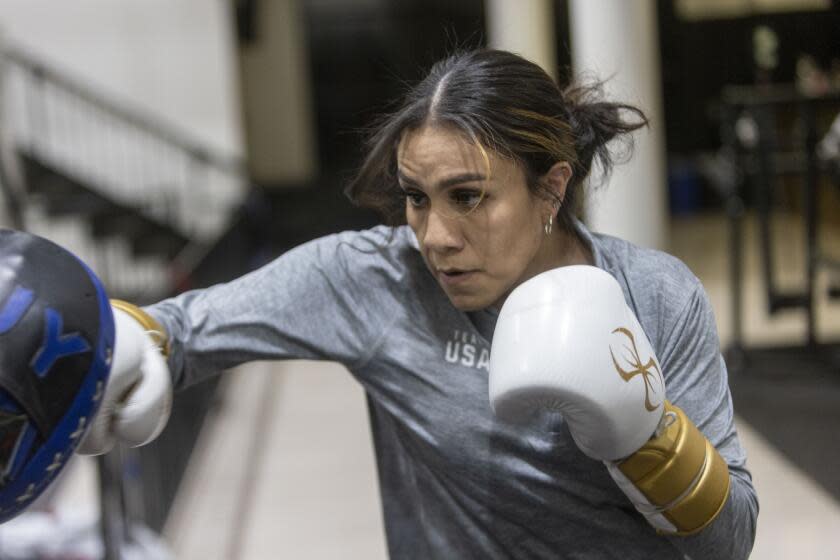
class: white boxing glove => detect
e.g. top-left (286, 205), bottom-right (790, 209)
top-left (77, 301), bottom-right (173, 455)
top-left (490, 265), bottom-right (664, 460)
top-left (489, 266), bottom-right (729, 535)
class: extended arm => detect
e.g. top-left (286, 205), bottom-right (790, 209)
top-left (81, 230), bottom-right (388, 454)
top-left (147, 232), bottom-right (385, 389)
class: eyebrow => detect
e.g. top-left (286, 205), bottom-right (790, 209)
top-left (397, 171), bottom-right (486, 191)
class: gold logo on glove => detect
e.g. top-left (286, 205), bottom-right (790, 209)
top-left (610, 328), bottom-right (663, 412)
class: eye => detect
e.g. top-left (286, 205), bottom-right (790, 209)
top-left (451, 189), bottom-right (484, 209)
top-left (401, 189), bottom-right (428, 208)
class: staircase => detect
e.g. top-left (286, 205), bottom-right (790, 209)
top-left (0, 43), bottom-right (254, 541)
top-left (2, 44), bottom-right (246, 303)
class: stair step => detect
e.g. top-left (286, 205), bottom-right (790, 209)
top-left (91, 213), bottom-right (186, 260)
top-left (132, 233), bottom-right (185, 260)
top-left (20, 151), bottom-right (190, 261)
top-left (37, 191), bottom-right (114, 218)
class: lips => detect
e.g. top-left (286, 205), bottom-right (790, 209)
top-left (437, 268), bottom-right (477, 286)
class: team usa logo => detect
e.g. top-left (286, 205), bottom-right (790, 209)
top-left (609, 327), bottom-right (664, 412)
top-left (444, 329), bottom-right (491, 371)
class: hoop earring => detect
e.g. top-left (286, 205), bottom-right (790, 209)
top-left (544, 215), bottom-right (553, 236)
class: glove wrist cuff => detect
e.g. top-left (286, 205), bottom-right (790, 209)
top-left (608, 401), bottom-right (730, 536)
top-left (111, 299), bottom-right (170, 357)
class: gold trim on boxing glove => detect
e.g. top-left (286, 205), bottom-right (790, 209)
top-left (617, 401), bottom-right (730, 535)
top-left (111, 299), bottom-right (170, 358)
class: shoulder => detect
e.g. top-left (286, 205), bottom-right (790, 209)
top-left (328, 224), bottom-right (414, 256)
top-left (595, 233), bottom-right (703, 305)
top-left (592, 232), bottom-right (710, 352)
top-left (307, 224), bottom-right (418, 276)
top-left (290, 225), bottom-right (430, 301)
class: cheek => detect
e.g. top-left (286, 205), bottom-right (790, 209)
top-left (406, 209), bottom-right (432, 263)
top-left (491, 233), bottom-right (537, 280)
top-left (478, 207), bottom-right (541, 275)
top-left (405, 207), bottom-right (424, 239)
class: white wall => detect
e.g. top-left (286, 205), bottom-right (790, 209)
top-left (0, 0), bottom-right (243, 156)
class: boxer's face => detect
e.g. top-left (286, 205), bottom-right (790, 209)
top-left (397, 124), bottom-right (573, 311)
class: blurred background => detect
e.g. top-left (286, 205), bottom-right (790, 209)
top-left (0, 0), bottom-right (839, 558)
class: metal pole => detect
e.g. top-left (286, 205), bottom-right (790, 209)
top-left (98, 451), bottom-right (124, 560)
top-left (721, 103), bottom-right (746, 369)
top-left (801, 100), bottom-right (819, 347)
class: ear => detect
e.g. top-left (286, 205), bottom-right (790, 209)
top-left (541, 162), bottom-right (573, 204)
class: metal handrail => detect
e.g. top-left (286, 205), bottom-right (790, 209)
top-left (722, 84), bottom-right (840, 108)
top-left (3, 44), bottom-right (244, 175)
top-left (2, 41), bottom-right (249, 301)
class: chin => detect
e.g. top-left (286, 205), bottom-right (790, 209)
top-left (446, 292), bottom-right (496, 312)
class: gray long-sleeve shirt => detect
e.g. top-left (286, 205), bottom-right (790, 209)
top-left (148, 221), bottom-right (758, 559)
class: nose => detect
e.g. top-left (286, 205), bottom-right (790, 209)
top-left (422, 208), bottom-right (464, 254)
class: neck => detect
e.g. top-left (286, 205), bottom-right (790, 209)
top-left (541, 225), bottom-right (593, 270)
top-left (489, 226), bottom-right (593, 312)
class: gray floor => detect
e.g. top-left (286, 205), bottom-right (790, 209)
top-left (55, 211), bottom-right (840, 559)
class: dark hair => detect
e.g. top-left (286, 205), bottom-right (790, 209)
top-left (345, 48), bottom-right (648, 230)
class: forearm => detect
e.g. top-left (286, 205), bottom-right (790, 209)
top-left (144, 284), bottom-right (304, 390)
top-left (605, 400), bottom-right (757, 557)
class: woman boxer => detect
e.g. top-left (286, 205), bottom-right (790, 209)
top-left (80, 49), bottom-right (758, 559)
